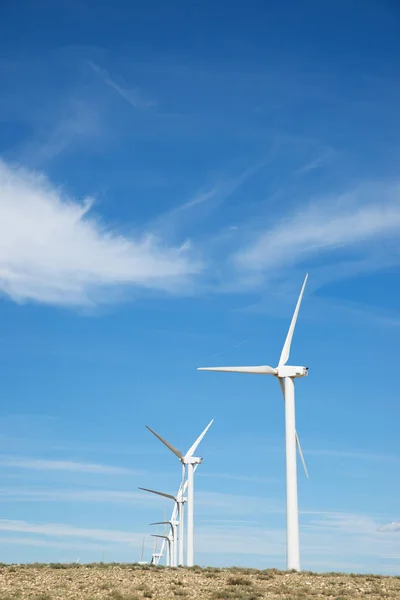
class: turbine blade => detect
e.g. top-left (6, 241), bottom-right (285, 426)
top-left (278, 378), bottom-right (309, 479)
top-left (296, 432), bottom-right (309, 480)
top-left (185, 419), bottom-right (214, 458)
top-left (138, 487), bottom-right (176, 501)
top-left (151, 534), bottom-right (168, 540)
top-left (278, 274), bottom-right (308, 367)
top-left (149, 521), bottom-right (171, 526)
top-left (198, 366), bottom-right (277, 375)
top-left (146, 425), bottom-right (184, 460)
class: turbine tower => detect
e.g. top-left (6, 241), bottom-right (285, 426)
top-left (198, 274), bottom-right (309, 572)
top-left (145, 420), bottom-right (213, 567)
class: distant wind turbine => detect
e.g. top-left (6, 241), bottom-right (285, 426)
top-left (150, 520), bottom-right (178, 567)
top-left (198, 275), bottom-right (309, 572)
top-left (151, 533), bottom-right (172, 566)
top-left (145, 420), bottom-right (213, 567)
top-left (139, 487), bottom-right (186, 566)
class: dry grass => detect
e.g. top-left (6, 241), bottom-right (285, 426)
top-left (0, 563), bottom-right (399, 600)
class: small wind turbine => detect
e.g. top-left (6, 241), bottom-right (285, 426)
top-left (145, 420), bottom-right (213, 567)
top-left (198, 274), bottom-right (309, 572)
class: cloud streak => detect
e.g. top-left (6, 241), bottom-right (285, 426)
top-left (0, 489), bottom-right (157, 504)
top-left (0, 160), bottom-right (200, 306)
top-left (307, 449), bottom-right (400, 464)
top-left (0, 456), bottom-right (133, 475)
top-left (0, 519), bottom-right (141, 544)
top-left (88, 61), bottom-right (155, 110)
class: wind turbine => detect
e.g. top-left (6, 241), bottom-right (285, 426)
top-left (139, 487), bottom-right (186, 566)
top-left (150, 528), bottom-right (162, 565)
top-left (151, 533), bottom-right (172, 566)
top-left (145, 420), bottom-right (213, 567)
top-left (150, 520), bottom-right (178, 567)
top-left (198, 274), bottom-right (309, 572)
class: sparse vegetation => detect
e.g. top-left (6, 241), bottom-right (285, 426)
top-left (0, 563), bottom-right (399, 599)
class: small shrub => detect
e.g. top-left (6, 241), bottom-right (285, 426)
top-left (227, 575), bottom-right (253, 587)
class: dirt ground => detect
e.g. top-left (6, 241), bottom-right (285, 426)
top-left (0, 563), bottom-right (399, 600)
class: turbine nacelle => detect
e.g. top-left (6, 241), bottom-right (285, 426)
top-left (276, 365), bottom-right (308, 379)
top-left (184, 456), bottom-right (203, 465)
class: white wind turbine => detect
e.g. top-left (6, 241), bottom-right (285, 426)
top-left (151, 533), bottom-right (172, 566)
top-left (150, 532), bottom-right (162, 566)
top-left (145, 420), bottom-right (214, 567)
top-left (139, 486), bottom-right (183, 566)
top-left (150, 519), bottom-right (178, 567)
top-left (198, 274), bottom-right (309, 572)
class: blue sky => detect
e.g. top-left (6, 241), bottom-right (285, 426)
top-left (0, 0), bottom-right (400, 573)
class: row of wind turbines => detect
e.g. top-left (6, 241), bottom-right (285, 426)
top-left (139, 274), bottom-right (310, 571)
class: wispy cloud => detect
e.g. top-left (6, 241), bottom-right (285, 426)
top-left (307, 449), bottom-right (400, 464)
top-left (196, 491), bottom-right (283, 515)
top-left (293, 147), bottom-right (336, 176)
top-left (0, 160), bottom-right (200, 306)
top-left (88, 61), bottom-right (155, 110)
top-left (178, 160), bottom-right (267, 212)
top-left (18, 97), bottom-right (102, 167)
top-left (0, 456), bottom-right (133, 475)
top-left (0, 536), bottom-right (104, 551)
top-left (157, 159), bottom-right (271, 240)
top-left (234, 183), bottom-right (400, 277)
top-left (0, 489), bottom-right (157, 504)
top-left (198, 472), bottom-right (277, 484)
top-left (0, 519), bottom-right (142, 544)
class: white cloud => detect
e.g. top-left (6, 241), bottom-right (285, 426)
top-left (0, 160), bottom-right (200, 306)
top-left (378, 522), bottom-right (400, 533)
top-left (0, 456), bottom-right (132, 475)
top-left (234, 184), bottom-right (400, 275)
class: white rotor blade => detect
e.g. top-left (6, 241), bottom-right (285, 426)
top-left (150, 521), bottom-right (172, 526)
top-left (278, 378), bottom-right (309, 479)
top-left (146, 425), bottom-right (183, 460)
top-left (198, 366), bottom-right (277, 375)
top-left (278, 273), bottom-right (308, 367)
top-left (185, 419), bottom-right (214, 459)
top-left (151, 534), bottom-right (169, 540)
top-left (138, 487), bottom-right (176, 501)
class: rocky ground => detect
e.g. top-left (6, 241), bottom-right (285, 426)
top-left (0, 564), bottom-right (399, 600)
